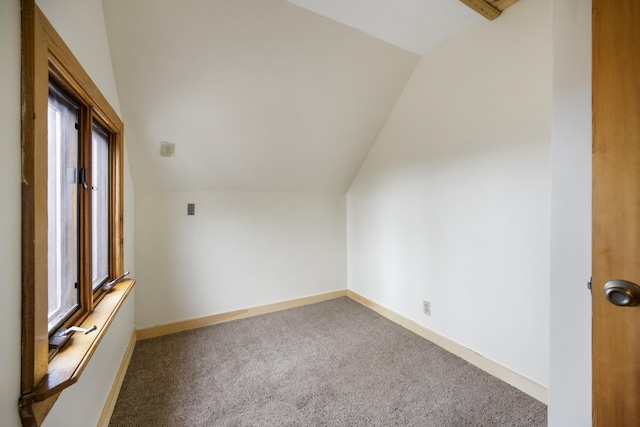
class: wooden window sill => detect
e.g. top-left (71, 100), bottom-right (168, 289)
top-left (19, 279), bottom-right (135, 426)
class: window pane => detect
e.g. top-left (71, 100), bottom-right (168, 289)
top-left (92, 122), bottom-right (110, 290)
top-left (47, 84), bottom-right (80, 332)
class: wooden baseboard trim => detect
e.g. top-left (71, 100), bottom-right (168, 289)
top-left (347, 290), bottom-right (548, 404)
top-left (97, 331), bottom-right (137, 427)
top-left (136, 290), bottom-right (349, 341)
top-left (105, 289), bottom-right (545, 416)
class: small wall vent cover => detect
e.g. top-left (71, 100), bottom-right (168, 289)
top-left (160, 141), bottom-right (175, 157)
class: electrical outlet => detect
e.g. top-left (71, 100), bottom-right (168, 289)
top-left (423, 300), bottom-right (431, 316)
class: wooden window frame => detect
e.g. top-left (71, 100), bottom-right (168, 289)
top-left (20, 1), bottom-right (134, 426)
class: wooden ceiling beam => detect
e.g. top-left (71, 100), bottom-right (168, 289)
top-left (459, 0), bottom-right (519, 21)
top-left (488, 0), bottom-right (519, 11)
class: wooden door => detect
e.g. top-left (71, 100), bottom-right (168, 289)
top-left (592, 0), bottom-right (640, 425)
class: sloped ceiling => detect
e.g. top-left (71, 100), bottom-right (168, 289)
top-left (286, 0), bottom-right (482, 55)
top-left (102, 0), bottom-right (480, 193)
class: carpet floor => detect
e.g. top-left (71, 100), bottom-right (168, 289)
top-left (109, 297), bottom-right (547, 426)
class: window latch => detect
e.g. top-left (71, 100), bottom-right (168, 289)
top-left (64, 325), bottom-right (97, 335)
top-left (49, 325), bottom-right (97, 349)
top-left (101, 271), bottom-right (130, 293)
top-left (78, 167), bottom-right (88, 189)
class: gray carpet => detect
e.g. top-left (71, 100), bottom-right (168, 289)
top-left (109, 297), bottom-right (547, 426)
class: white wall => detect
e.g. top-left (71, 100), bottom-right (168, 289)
top-left (0, 0), bottom-right (24, 424)
top-left (0, 1), bottom-right (136, 425)
top-left (135, 191), bottom-right (346, 328)
top-left (347, 0), bottom-right (552, 389)
top-left (549, 0), bottom-right (592, 425)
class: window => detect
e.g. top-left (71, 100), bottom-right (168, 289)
top-left (20, 2), bottom-right (134, 425)
top-left (47, 83), bottom-right (81, 333)
top-left (45, 82), bottom-right (118, 333)
top-left (92, 122), bottom-right (111, 291)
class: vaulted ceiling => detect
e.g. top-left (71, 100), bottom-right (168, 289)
top-left (286, 0), bottom-right (482, 55)
top-left (102, 0), bottom-right (511, 193)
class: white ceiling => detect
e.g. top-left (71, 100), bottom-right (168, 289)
top-left (102, 0), bottom-right (483, 193)
top-left (287, 0), bottom-right (482, 55)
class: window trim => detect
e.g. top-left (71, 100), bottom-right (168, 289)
top-left (20, 1), bottom-right (133, 425)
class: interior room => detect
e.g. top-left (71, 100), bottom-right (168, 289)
top-left (0, 0), bottom-right (592, 425)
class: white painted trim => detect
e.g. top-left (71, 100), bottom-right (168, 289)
top-left (97, 331), bottom-right (137, 427)
top-left (347, 290), bottom-right (548, 404)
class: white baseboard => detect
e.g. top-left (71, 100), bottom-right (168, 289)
top-left (347, 290), bottom-right (548, 404)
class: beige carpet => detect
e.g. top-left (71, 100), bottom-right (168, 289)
top-left (110, 297), bottom-right (547, 426)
